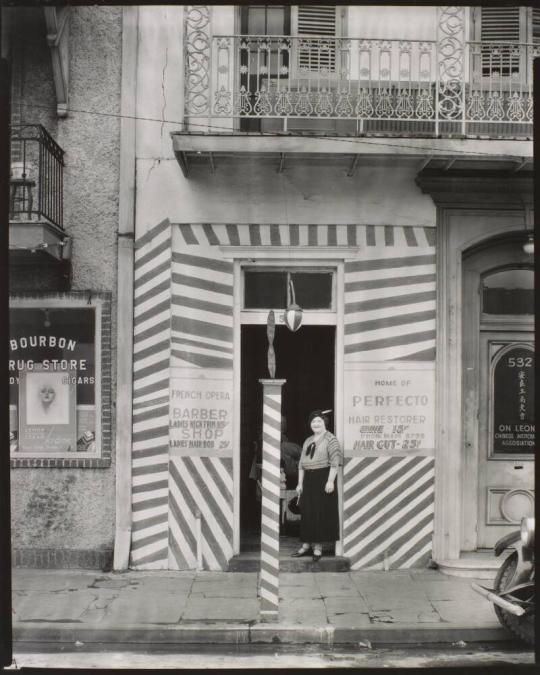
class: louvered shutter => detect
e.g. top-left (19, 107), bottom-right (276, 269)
top-left (479, 7), bottom-right (521, 76)
top-left (296, 5), bottom-right (338, 72)
top-left (532, 8), bottom-right (540, 45)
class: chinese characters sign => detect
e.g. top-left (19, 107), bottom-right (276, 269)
top-left (344, 364), bottom-right (435, 455)
top-left (169, 368), bottom-right (233, 457)
top-left (492, 344), bottom-right (535, 455)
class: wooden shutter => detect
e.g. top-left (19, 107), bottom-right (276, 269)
top-left (479, 7), bottom-right (522, 76)
top-left (296, 5), bottom-right (338, 72)
top-left (480, 6), bottom-right (521, 42)
top-left (532, 8), bottom-right (540, 45)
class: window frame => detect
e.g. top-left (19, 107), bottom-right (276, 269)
top-left (240, 262), bottom-right (337, 325)
top-left (9, 291), bottom-right (112, 468)
top-left (470, 6), bottom-right (534, 88)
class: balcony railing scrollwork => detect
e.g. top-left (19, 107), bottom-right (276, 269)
top-left (9, 124), bottom-right (65, 229)
top-left (185, 34), bottom-right (537, 137)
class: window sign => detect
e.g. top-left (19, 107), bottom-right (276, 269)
top-left (9, 293), bottom-right (111, 466)
top-left (19, 365), bottom-right (77, 453)
top-left (491, 343), bottom-right (535, 456)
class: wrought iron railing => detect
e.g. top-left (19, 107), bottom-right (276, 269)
top-left (9, 124), bottom-right (65, 229)
top-left (185, 34), bottom-right (537, 136)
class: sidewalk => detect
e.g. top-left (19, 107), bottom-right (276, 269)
top-left (11, 568), bottom-right (508, 646)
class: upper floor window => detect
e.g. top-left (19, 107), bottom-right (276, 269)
top-left (473, 6), bottom-right (540, 78)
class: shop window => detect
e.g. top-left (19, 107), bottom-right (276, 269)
top-left (9, 292), bottom-right (111, 468)
top-left (244, 269), bottom-right (334, 310)
top-left (482, 267), bottom-right (534, 316)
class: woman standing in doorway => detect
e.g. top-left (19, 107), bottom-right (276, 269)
top-left (292, 410), bottom-right (342, 562)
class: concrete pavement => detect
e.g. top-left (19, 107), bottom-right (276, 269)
top-left (11, 567), bottom-right (510, 646)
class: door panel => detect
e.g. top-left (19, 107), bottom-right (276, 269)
top-left (461, 238), bottom-right (534, 551)
top-left (477, 332), bottom-right (534, 548)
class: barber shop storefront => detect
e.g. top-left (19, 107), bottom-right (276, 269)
top-left (129, 194), bottom-right (533, 574)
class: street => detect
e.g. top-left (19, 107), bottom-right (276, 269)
top-left (8, 641), bottom-right (535, 670)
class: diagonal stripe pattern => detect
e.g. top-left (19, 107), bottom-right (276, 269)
top-left (344, 250), bottom-right (436, 361)
top-left (343, 456), bottom-right (435, 569)
top-left (171, 251), bottom-right (234, 369)
top-left (168, 457), bottom-right (234, 570)
top-left (259, 381), bottom-right (284, 621)
top-left (131, 219), bottom-right (173, 569)
top-left (174, 223), bottom-right (435, 249)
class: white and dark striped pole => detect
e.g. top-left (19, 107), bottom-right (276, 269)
top-left (258, 378), bottom-right (285, 623)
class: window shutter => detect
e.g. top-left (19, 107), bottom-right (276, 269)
top-left (532, 8), bottom-right (540, 44)
top-left (296, 5), bottom-right (338, 72)
top-left (297, 5), bottom-right (337, 37)
top-left (480, 6), bottom-right (521, 42)
top-left (479, 7), bottom-right (521, 76)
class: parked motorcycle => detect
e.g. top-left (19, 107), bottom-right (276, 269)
top-left (472, 517), bottom-right (535, 645)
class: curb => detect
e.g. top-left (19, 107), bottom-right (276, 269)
top-left (14, 623), bottom-right (509, 646)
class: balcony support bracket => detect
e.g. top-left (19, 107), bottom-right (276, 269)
top-left (44, 7), bottom-right (70, 117)
top-left (174, 151), bottom-right (190, 178)
top-left (277, 153), bottom-right (286, 173)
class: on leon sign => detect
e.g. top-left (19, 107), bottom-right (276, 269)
top-left (491, 343), bottom-right (535, 455)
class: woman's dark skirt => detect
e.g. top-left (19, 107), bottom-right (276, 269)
top-left (299, 467), bottom-right (339, 543)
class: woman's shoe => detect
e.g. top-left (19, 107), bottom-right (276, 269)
top-left (312, 548), bottom-right (322, 562)
top-left (291, 546), bottom-right (311, 558)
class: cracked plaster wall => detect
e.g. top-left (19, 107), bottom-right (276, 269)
top-left (11, 6), bottom-right (122, 555)
top-left (136, 158), bottom-right (436, 233)
top-left (134, 6), bottom-right (436, 238)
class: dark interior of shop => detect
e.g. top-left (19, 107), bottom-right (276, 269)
top-left (240, 324), bottom-right (335, 547)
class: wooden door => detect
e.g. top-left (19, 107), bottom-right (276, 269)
top-left (462, 238), bottom-right (534, 550)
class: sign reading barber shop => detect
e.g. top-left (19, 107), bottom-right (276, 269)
top-left (169, 368), bottom-right (233, 457)
top-left (344, 363), bottom-right (435, 455)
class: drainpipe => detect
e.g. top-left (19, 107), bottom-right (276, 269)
top-left (113, 5), bottom-right (138, 571)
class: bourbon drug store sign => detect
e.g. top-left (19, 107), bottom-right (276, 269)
top-left (169, 368), bottom-right (233, 457)
top-left (345, 363), bottom-right (435, 455)
top-left (9, 306), bottom-right (97, 455)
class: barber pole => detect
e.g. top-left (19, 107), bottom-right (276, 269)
top-left (259, 378), bottom-right (286, 622)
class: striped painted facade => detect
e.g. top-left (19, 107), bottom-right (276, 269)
top-left (175, 223), bottom-right (435, 249)
top-left (131, 220), bottom-right (437, 571)
top-left (343, 456), bottom-right (435, 570)
top-left (259, 380), bottom-right (284, 620)
top-left (168, 229), bottom-right (235, 570)
top-left (131, 219), bottom-right (173, 569)
top-left (168, 457), bottom-right (233, 570)
top-left (344, 250), bottom-right (436, 362)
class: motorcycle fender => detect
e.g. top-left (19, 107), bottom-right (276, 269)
top-left (494, 530), bottom-right (520, 557)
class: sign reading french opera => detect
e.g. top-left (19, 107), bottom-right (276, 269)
top-left (169, 368), bottom-right (233, 457)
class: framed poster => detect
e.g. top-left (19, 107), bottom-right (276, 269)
top-left (19, 365), bottom-right (77, 453)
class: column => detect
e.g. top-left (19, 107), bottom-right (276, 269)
top-left (258, 378), bottom-right (286, 623)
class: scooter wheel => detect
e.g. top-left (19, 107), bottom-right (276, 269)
top-left (493, 552), bottom-right (535, 646)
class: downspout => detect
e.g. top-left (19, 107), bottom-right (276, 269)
top-left (113, 5), bottom-right (138, 571)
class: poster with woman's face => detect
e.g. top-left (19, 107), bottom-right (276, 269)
top-left (19, 365), bottom-right (77, 453)
top-left (26, 371), bottom-right (70, 425)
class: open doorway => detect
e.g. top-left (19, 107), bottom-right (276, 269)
top-left (240, 324), bottom-right (335, 551)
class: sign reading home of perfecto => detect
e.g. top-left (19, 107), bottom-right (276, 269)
top-left (345, 365), bottom-right (435, 455)
top-left (169, 370), bottom-right (233, 457)
top-left (492, 343), bottom-right (535, 455)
